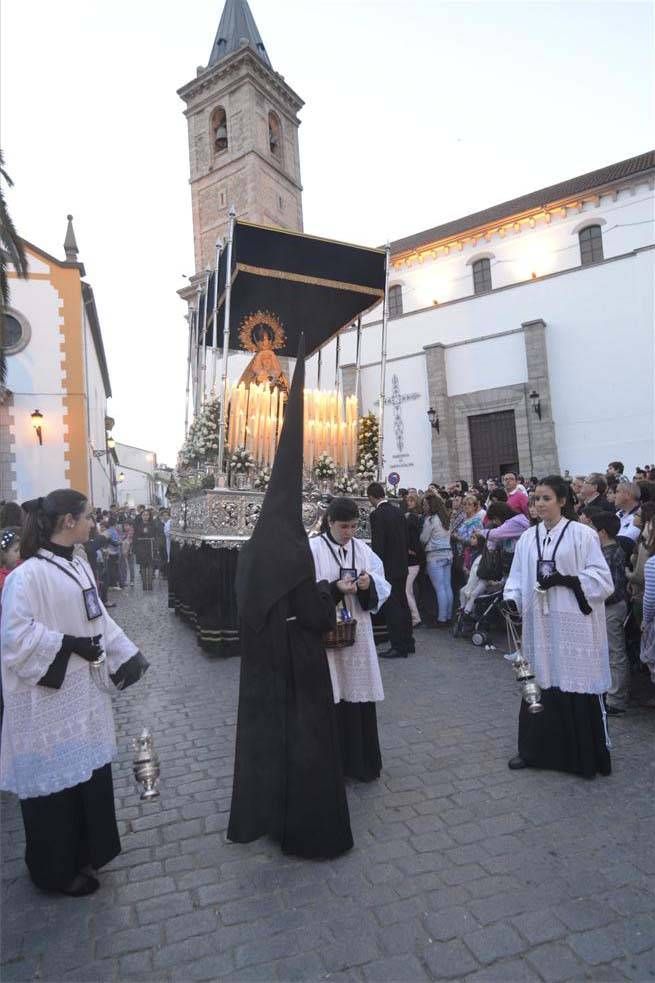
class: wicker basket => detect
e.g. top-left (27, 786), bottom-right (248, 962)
top-left (323, 619), bottom-right (358, 649)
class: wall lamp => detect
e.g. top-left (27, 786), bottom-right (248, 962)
top-left (31, 409), bottom-right (44, 445)
top-left (529, 390), bottom-right (542, 420)
top-left (427, 407), bottom-right (440, 433)
top-left (117, 471), bottom-right (125, 483)
top-left (93, 433), bottom-right (117, 459)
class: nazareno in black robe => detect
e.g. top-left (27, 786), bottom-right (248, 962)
top-left (228, 576), bottom-right (352, 857)
top-left (228, 335), bottom-right (353, 859)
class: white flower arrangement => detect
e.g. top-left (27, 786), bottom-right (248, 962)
top-left (334, 474), bottom-right (358, 495)
top-left (356, 452), bottom-right (377, 481)
top-left (253, 466), bottom-right (272, 490)
top-left (314, 452), bottom-right (337, 479)
top-left (230, 446), bottom-right (255, 473)
top-left (177, 397), bottom-right (222, 469)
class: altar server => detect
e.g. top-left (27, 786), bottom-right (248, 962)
top-left (310, 497), bottom-right (391, 782)
top-left (503, 474), bottom-right (614, 778)
top-left (0, 490), bottom-right (148, 896)
top-left (229, 337), bottom-right (353, 859)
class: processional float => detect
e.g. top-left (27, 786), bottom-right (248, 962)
top-left (169, 213), bottom-right (391, 656)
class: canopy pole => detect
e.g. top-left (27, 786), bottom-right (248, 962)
top-left (200, 270), bottom-right (210, 407)
top-left (317, 348), bottom-right (322, 389)
top-left (210, 238), bottom-right (222, 392)
top-left (184, 308), bottom-right (194, 436)
top-left (218, 205), bottom-right (236, 475)
top-left (377, 244), bottom-right (391, 482)
top-left (334, 332), bottom-right (341, 393)
top-left (193, 284), bottom-right (202, 417)
top-left (353, 316), bottom-right (362, 409)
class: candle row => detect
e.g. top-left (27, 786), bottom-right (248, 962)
top-left (227, 383), bottom-right (359, 470)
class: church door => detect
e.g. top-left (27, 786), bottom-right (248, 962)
top-left (468, 410), bottom-right (519, 481)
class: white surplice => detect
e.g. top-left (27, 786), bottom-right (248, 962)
top-left (503, 519), bottom-right (613, 694)
top-left (309, 536), bottom-right (390, 704)
top-left (0, 550), bottom-right (138, 798)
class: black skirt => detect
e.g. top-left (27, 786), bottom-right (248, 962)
top-left (20, 763), bottom-right (121, 891)
top-left (518, 686), bottom-right (611, 779)
top-left (336, 701), bottom-right (382, 782)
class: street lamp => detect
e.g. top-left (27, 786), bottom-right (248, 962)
top-left (427, 407), bottom-right (440, 434)
top-left (31, 409), bottom-right (44, 445)
top-left (529, 390), bottom-right (542, 420)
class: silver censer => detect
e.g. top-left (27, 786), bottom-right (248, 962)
top-left (511, 656), bottom-right (544, 714)
top-left (132, 729), bottom-right (161, 800)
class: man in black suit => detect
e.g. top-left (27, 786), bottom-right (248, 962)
top-left (367, 482), bottom-right (415, 659)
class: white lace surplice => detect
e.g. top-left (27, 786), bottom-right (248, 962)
top-left (309, 536), bottom-right (390, 704)
top-left (0, 551), bottom-right (138, 799)
top-left (503, 520), bottom-right (613, 694)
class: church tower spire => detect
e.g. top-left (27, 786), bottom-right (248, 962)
top-left (178, 0), bottom-right (304, 274)
top-left (208, 0), bottom-right (272, 70)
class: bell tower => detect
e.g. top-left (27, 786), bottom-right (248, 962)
top-left (178, 0), bottom-right (304, 273)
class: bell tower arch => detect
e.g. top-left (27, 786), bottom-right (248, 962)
top-left (178, 0), bottom-right (304, 273)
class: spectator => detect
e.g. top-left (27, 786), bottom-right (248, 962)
top-left (614, 482), bottom-right (641, 559)
top-left (639, 517), bottom-right (655, 684)
top-left (578, 473), bottom-right (613, 513)
top-left (0, 528), bottom-right (22, 595)
top-left (589, 512), bottom-right (630, 715)
top-left (0, 502), bottom-right (24, 528)
top-left (607, 461), bottom-right (629, 485)
top-left (104, 517), bottom-right (123, 590)
top-left (420, 494), bottom-right (453, 628)
top-left (367, 482), bottom-right (415, 659)
top-left (404, 492), bottom-right (424, 629)
top-left (451, 494), bottom-right (484, 573)
top-left (502, 472), bottom-right (530, 517)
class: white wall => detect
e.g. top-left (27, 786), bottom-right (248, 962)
top-left (446, 333), bottom-right (528, 397)
top-left (82, 306), bottom-right (113, 507)
top-left (5, 261), bottom-right (69, 502)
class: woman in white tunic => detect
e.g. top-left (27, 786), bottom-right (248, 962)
top-left (1, 490), bottom-right (147, 896)
top-left (503, 475), bottom-right (613, 778)
top-left (309, 498), bottom-right (390, 781)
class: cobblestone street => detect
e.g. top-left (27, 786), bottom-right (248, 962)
top-left (2, 580), bottom-right (655, 983)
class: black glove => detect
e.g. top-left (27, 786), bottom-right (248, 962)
top-left (62, 634), bottom-right (104, 663)
top-left (538, 573), bottom-right (592, 615)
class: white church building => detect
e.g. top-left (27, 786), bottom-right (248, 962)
top-left (336, 151), bottom-right (655, 489)
top-left (179, 0), bottom-right (654, 490)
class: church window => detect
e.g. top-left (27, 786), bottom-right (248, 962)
top-left (388, 284), bottom-right (403, 318)
top-left (268, 111), bottom-right (282, 158)
top-left (211, 107), bottom-right (228, 154)
top-left (1, 309), bottom-right (31, 355)
top-left (472, 258), bottom-right (492, 295)
top-left (579, 224), bottom-right (604, 266)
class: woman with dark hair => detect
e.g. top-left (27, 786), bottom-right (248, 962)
top-left (309, 497), bottom-right (391, 782)
top-left (503, 475), bottom-right (614, 778)
top-left (404, 492), bottom-right (424, 628)
top-left (0, 490), bottom-right (147, 896)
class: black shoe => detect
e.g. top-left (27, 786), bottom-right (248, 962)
top-left (60, 874), bottom-right (100, 897)
top-left (605, 705), bottom-right (626, 716)
top-left (379, 650), bottom-right (407, 659)
top-left (508, 755), bottom-right (528, 770)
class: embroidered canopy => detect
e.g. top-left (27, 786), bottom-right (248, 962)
top-left (197, 222), bottom-right (386, 358)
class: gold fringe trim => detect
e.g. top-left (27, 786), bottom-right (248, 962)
top-left (236, 263), bottom-right (384, 297)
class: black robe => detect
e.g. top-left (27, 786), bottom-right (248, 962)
top-left (228, 577), bottom-right (353, 859)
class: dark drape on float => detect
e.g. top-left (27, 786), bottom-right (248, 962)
top-left (200, 221), bottom-right (386, 357)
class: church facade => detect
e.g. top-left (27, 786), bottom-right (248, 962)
top-left (337, 151), bottom-right (655, 487)
top-left (180, 2), bottom-right (654, 488)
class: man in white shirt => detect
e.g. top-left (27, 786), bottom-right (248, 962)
top-left (615, 481), bottom-right (641, 558)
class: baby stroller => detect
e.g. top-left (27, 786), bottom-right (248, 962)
top-left (452, 584), bottom-right (506, 647)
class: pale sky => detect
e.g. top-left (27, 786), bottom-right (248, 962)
top-left (2, 0), bottom-right (653, 466)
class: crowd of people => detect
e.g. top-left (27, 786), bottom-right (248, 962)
top-left (0, 440), bottom-right (654, 889)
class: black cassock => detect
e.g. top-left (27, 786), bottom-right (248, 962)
top-left (228, 576), bottom-right (353, 859)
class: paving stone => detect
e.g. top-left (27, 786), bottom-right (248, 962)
top-left (165, 908), bottom-right (220, 944)
top-left (423, 939), bottom-right (479, 979)
top-left (526, 941), bottom-right (586, 982)
top-left (136, 891), bottom-right (192, 925)
top-left (424, 906), bottom-right (480, 941)
top-left (273, 951), bottom-right (325, 981)
top-left (362, 954), bottom-right (430, 981)
top-left (567, 926), bottom-right (626, 965)
top-left (96, 925), bottom-right (161, 959)
top-left (153, 934), bottom-right (218, 970)
top-left (511, 908), bottom-right (567, 945)
top-left (463, 921), bottom-right (526, 964)
top-left (555, 898), bottom-right (616, 932)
